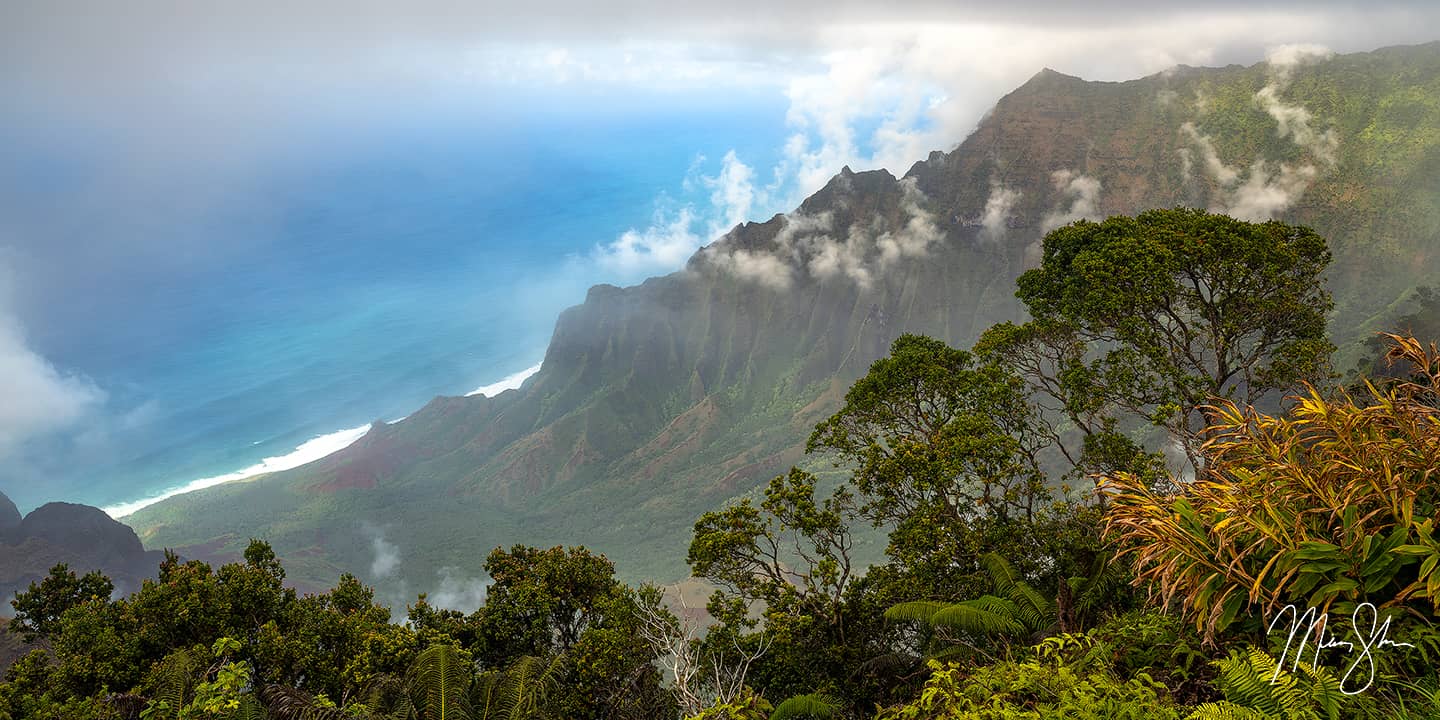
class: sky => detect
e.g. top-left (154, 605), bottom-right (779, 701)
top-left (2, 0), bottom-right (1438, 494)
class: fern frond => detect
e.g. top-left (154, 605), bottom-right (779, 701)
top-left (472, 655), bottom-right (563, 720)
top-left (261, 684), bottom-right (349, 720)
top-left (769, 693), bottom-right (841, 720)
top-left (408, 644), bottom-right (475, 720)
top-left (884, 601), bottom-right (950, 624)
top-left (930, 598), bottom-right (1027, 636)
top-left (229, 695), bottom-right (270, 720)
top-left (1184, 701), bottom-right (1271, 720)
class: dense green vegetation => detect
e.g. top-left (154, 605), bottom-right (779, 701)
top-left (123, 42), bottom-right (1440, 594)
top-left (6, 209), bottom-right (1437, 719)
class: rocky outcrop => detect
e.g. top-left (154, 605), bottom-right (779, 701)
top-left (0, 491), bottom-right (164, 609)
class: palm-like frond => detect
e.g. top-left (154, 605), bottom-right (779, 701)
top-left (1183, 703), bottom-right (1271, 720)
top-left (883, 601), bottom-right (950, 624)
top-left (1069, 551), bottom-right (1125, 618)
top-left (1189, 647), bottom-right (1348, 720)
top-left (103, 693), bottom-right (148, 720)
top-left (356, 674), bottom-right (414, 720)
top-left (981, 552), bottom-right (1054, 631)
top-left (473, 654), bottom-right (564, 720)
top-left (261, 684), bottom-right (349, 720)
top-left (228, 696), bottom-right (270, 720)
top-left (769, 692), bottom-right (842, 720)
top-left (886, 595), bottom-right (1028, 638)
top-left (146, 646), bottom-right (208, 716)
top-left (408, 644), bottom-right (475, 720)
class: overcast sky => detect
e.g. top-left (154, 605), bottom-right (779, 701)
top-left (1, 1), bottom-right (1437, 493)
top-left (5, 2), bottom-right (1437, 203)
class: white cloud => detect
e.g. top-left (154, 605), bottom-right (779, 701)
top-left (697, 178), bottom-right (943, 291)
top-left (0, 263), bottom-right (104, 460)
top-left (1180, 122), bottom-right (1241, 185)
top-left (1255, 43), bottom-right (1339, 164)
top-left (876, 177), bottom-right (943, 266)
top-left (1041, 170), bottom-right (1102, 232)
top-left (428, 567), bottom-right (490, 613)
top-left (594, 207), bottom-right (704, 277)
top-left (369, 529), bottom-right (402, 579)
top-left (1176, 44), bottom-right (1340, 222)
top-left (1226, 161), bottom-right (1318, 222)
top-left (980, 184), bottom-right (1022, 241)
top-left (698, 245), bottom-right (796, 290)
top-left (1264, 43), bottom-right (1335, 83)
top-left (702, 150), bottom-right (762, 236)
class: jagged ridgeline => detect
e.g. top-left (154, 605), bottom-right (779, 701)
top-left (128, 42), bottom-right (1440, 590)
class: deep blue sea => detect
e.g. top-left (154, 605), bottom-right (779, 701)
top-left (0, 88), bottom-right (792, 514)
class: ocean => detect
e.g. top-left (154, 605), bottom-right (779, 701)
top-left (0, 88), bottom-right (793, 515)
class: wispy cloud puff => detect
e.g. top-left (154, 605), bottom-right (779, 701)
top-left (1177, 43), bottom-right (1339, 221)
top-left (428, 567), bottom-right (490, 613)
top-left (1254, 44), bottom-right (1339, 164)
top-left (368, 526), bottom-right (402, 579)
top-left (695, 177), bottom-right (943, 290)
top-left (594, 149), bottom-right (788, 280)
top-left (980, 184), bottom-right (1022, 242)
top-left (594, 207), bottom-right (704, 277)
top-left (1040, 170), bottom-right (1102, 232)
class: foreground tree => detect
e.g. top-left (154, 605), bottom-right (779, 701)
top-left (10, 564), bottom-right (113, 642)
top-left (980, 208), bottom-right (1334, 475)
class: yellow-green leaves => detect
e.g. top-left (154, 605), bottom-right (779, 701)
top-left (1102, 334), bottom-right (1440, 641)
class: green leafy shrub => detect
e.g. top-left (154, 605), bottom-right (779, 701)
top-left (685, 687), bottom-right (774, 720)
top-left (875, 657), bottom-right (1183, 720)
top-left (1184, 647), bottom-right (1380, 720)
top-left (1103, 335), bottom-right (1440, 639)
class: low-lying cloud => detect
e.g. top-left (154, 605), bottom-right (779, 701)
top-left (363, 527), bottom-right (491, 614)
top-left (428, 567), bottom-right (490, 613)
top-left (980, 184), bottom-right (1023, 242)
top-left (1255, 43), bottom-right (1339, 163)
top-left (1177, 43), bottom-right (1340, 221)
top-left (368, 527), bottom-right (402, 579)
top-left (1040, 170), bottom-right (1103, 232)
top-left (696, 176), bottom-right (943, 290)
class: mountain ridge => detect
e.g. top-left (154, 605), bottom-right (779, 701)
top-left (126, 41), bottom-right (1440, 591)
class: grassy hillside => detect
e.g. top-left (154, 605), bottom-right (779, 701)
top-left (128, 42), bottom-right (1440, 592)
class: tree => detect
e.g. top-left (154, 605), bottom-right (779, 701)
top-left (10, 564), bottom-right (113, 642)
top-left (689, 468), bottom-right (858, 627)
top-left (884, 551), bottom-right (1122, 660)
top-left (468, 545), bottom-right (671, 719)
top-left (472, 545), bottom-right (621, 666)
top-left (980, 208), bottom-right (1334, 475)
top-left (886, 553), bottom-right (1056, 651)
top-left (805, 334), bottom-right (1065, 601)
top-left (633, 583), bottom-right (770, 717)
top-left (809, 334), bottom-right (1052, 528)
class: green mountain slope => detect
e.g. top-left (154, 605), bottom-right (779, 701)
top-left (127, 42), bottom-right (1440, 592)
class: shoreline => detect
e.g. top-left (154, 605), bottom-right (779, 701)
top-left (103, 362), bottom-right (543, 520)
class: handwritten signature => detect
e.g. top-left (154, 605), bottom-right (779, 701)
top-left (1267, 602), bottom-right (1414, 695)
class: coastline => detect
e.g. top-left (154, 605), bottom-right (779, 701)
top-left (103, 362), bottom-right (543, 520)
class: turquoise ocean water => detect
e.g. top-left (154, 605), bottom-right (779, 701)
top-left (0, 88), bottom-right (792, 514)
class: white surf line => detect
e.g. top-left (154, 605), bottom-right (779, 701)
top-left (103, 423), bottom-right (374, 519)
top-left (465, 362), bottom-right (542, 398)
top-left (103, 362), bottom-right (545, 520)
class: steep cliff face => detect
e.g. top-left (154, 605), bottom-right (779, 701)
top-left (0, 493), bottom-right (19, 537)
top-left (128, 43), bottom-right (1440, 588)
top-left (0, 492), bottom-right (164, 609)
